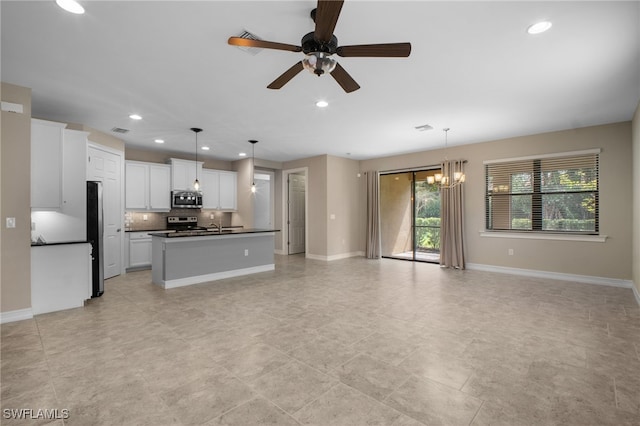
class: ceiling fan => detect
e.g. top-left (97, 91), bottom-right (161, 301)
top-left (227, 0), bottom-right (411, 93)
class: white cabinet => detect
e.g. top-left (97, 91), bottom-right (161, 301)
top-left (31, 119), bottom-right (88, 240)
top-left (170, 158), bottom-right (203, 191)
top-left (127, 231), bottom-right (152, 269)
top-left (125, 161), bottom-right (171, 211)
top-left (201, 169), bottom-right (237, 210)
top-left (31, 119), bottom-right (65, 209)
top-left (149, 165), bottom-right (171, 210)
top-left (62, 129), bottom-right (89, 220)
top-left (202, 170), bottom-right (220, 209)
top-left (219, 171), bottom-right (237, 210)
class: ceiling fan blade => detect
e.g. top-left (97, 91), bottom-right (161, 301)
top-left (267, 61), bottom-right (305, 89)
top-left (336, 43), bottom-right (412, 58)
top-left (314, 0), bottom-right (344, 43)
top-left (228, 37), bottom-right (302, 53)
top-left (330, 63), bottom-right (360, 93)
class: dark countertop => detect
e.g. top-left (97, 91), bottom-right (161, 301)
top-left (126, 226), bottom-right (244, 233)
top-left (149, 229), bottom-right (280, 238)
top-left (31, 240), bottom-right (90, 247)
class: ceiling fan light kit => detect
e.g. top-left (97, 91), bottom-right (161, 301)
top-left (227, 0), bottom-right (411, 93)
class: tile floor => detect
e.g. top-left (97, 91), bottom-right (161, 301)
top-left (2, 255), bottom-right (639, 425)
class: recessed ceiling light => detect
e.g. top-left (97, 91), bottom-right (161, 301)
top-left (154, 139), bottom-right (164, 144)
top-left (201, 146), bottom-right (210, 151)
top-left (316, 100), bottom-right (329, 108)
top-left (129, 114), bottom-right (142, 120)
top-left (56, 0), bottom-right (85, 14)
top-left (239, 152), bottom-right (247, 157)
top-left (527, 21), bottom-right (552, 35)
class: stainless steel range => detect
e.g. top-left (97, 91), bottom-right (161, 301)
top-left (166, 216), bottom-right (206, 231)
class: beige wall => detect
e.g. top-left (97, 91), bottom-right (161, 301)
top-left (632, 103), bottom-right (640, 296)
top-left (1, 83), bottom-right (32, 314)
top-left (283, 155), bottom-right (328, 257)
top-left (326, 156), bottom-right (362, 257)
top-left (67, 123), bottom-right (125, 152)
top-left (362, 122), bottom-right (633, 281)
top-left (125, 147), bottom-right (232, 171)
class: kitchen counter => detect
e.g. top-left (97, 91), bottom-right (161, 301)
top-left (148, 228), bottom-right (278, 238)
top-left (151, 229), bottom-right (279, 289)
top-left (31, 240), bottom-right (89, 247)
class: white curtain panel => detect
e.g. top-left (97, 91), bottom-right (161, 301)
top-left (440, 160), bottom-right (466, 269)
top-left (365, 171), bottom-right (381, 259)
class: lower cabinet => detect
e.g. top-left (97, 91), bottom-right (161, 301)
top-left (127, 232), bottom-right (152, 270)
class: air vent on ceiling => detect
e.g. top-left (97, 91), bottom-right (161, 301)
top-left (111, 127), bottom-right (129, 134)
top-left (415, 124), bottom-right (433, 132)
top-left (234, 30), bottom-right (263, 56)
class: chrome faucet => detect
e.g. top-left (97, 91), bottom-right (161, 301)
top-left (208, 220), bottom-right (223, 233)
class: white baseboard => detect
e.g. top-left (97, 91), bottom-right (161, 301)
top-left (632, 284), bottom-right (640, 307)
top-left (0, 308), bottom-right (34, 324)
top-left (157, 264), bottom-right (275, 289)
top-left (466, 263), bottom-right (633, 289)
top-left (306, 251), bottom-right (365, 262)
top-left (274, 249), bottom-right (287, 256)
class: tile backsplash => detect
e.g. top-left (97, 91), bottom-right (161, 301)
top-left (125, 210), bottom-right (233, 231)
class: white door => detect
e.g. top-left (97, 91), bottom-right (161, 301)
top-left (288, 173), bottom-right (306, 254)
top-left (88, 146), bottom-right (122, 279)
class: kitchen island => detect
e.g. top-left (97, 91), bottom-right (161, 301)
top-left (149, 229), bottom-right (278, 289)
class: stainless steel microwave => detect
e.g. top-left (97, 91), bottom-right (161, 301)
top-left (171, 191), bottom-right (202, 209)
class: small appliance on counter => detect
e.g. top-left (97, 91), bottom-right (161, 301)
top-left (171, 191), bottom-right (202, 209)
top-left (87, 181), bottom-right (104, 297)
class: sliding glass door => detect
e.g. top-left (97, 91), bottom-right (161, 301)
top-left (380, 169), bottom-right (441, 263)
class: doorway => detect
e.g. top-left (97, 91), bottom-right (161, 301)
top-left (379, 169), bottom-right (441, 263)
top-left (282, 168), bottom-right (307, 255)
top-left (87, 144), bottom-right (124, 278)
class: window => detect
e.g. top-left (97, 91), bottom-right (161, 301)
top-left (485, 150), bottom-right (599, 234)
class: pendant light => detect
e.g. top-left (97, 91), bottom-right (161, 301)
top-left (248, 140), bottom-right (258, 193)
top-left (191, 128), bottom-right (202, 191)
top-left (426, 128), bottom-right (466, 187)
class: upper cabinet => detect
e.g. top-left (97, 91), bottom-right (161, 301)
top-left (218, 171), bottom-right (237, 210)
top-left (125, 161), bottom-right (171, 211)
top-left (169, 158), bottom-right (203, 191)
top-left (201, 169), bottom-right (237, 210)
top-left (31, 119), bottom-right (88, 214)
top-left (31, 119), bottom-right (65, 209)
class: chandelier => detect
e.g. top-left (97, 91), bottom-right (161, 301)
top-left (426, 128), bottom-right (466, 187)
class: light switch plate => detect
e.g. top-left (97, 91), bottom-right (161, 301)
top-left (6, 217), bottom-right (16, 228)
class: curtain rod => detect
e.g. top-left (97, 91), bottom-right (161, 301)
top-left (374, 160), bottom-right (468, 176)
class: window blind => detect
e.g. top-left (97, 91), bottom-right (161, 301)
top-left (485, 151), bottom-right (599, 234)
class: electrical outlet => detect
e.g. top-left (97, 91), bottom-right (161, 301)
top-left (143, 214), bottom-right (148, 221)
top-left (210, 213), bottom-right (215, 219)
top-left (508, 249), bottom-right (514, 256)
top-left (244, 249), bottom-right (249, 256)
top-left (31, 221), bottom-right (36, 231)
top-left (6, 217), bottom-right (16, 228)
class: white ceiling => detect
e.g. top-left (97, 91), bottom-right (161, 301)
top-left (2, 1), bottom-right (639, 162)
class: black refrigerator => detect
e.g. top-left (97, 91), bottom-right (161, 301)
top-left (87, 181), bottom-right (104, 297)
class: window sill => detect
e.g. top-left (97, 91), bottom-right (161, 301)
top-left (479, 231), bottom-right (607, 243)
